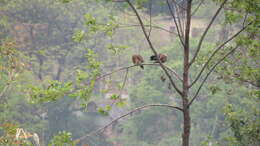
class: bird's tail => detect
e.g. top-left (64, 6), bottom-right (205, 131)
top-left (150, 55), bottom-right (157, 61)
top-left (140, 65), bottom-right (144, 69)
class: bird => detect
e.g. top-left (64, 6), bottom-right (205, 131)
top-left (150, 53), bottom-right (167, 63)
top-left (132, 54), bottom-right (144, 69)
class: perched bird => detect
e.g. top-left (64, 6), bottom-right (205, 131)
top-left (150, 53), bottom-right (167, 63)
top-left (132, 54), bottom-right (144, 69)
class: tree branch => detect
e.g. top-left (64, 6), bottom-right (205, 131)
top-left (169, 0), bottom-right (186, 40)
top-left (236, 77), bottom-right (259, 88)
top-left (188, 45), bottom-right (239, 106)
top-left (171, 0), bottom-right (186, 10)
top-left (189, 0), bottom-right (228, 67)
top-left (189, 22), bottom-right (252, 88)
top-left (191, 0), bottom-right (205, 16)
top-left (126, 0), bottom-right (183, 96)
top-left (166, 0), bottom-right (185, 47)
top-left (118, 24), bottom-right (178, 35)
top-left (119, 69), bottom-right (128, 96)
top-left (148, 0), bottom-right (152, 39)
top-left (75, 104), bottom-right (182, 143)
top-left (176, 2), bottom-right (185, 39)
top-left (97, 63), bottom-right (182, 82)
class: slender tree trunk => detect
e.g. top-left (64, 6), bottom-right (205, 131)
top-left (182, 1), bottom-right (192, 146)
top-left (182, 101), bottom-right (191, 146)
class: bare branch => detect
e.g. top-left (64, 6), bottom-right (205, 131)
top-left (126, 0), bottom-right (183, 96)
top-left (191, 0), bottom-right (205, 16)
top-left (163, 65), bottom-right (183, 81)
top-left (112, 0), bottom-right (125, 2)
top-left (235, 77), bottom-right (260, 88)
top-left (97, 63), bottom-right (182, 82)
top-left (188, 46), bottom-right (239, 106)
top-left (177, 6), bottom-right (185, 38)
top-left (148, 1), bottom-right (152, 38)
top-left (189, 0), bottom-right (228, 67)
top-left (118, 24), bottom-right (178, 35)
top-left (119, 69), bottom-right (128, 96)
top-left (171, 0), bottom-right (186, 10)
top-left (189, 22), bottom-right (252, 88)
top-left (242, 13), bottom-right (249, 27)
top-left (169, 0), bottom-right (186, 39)
top-left (166, 0), bottom-right (185, 47)
top-left (75, 104), bottom-right (182, 143)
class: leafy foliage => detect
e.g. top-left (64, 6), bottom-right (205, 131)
top-left (48, 131), bottom-right (76, 146)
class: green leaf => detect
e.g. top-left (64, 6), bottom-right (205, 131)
top-left (116, 100), bottom-right (127, 107)
top-left (72, 30), bottom-right (85, 42)
top-left (59, 0), bottom-right (73, 3)
top-left (98, 107), bottom-right (109, 116)
top-left (110, 94), bottom-right (120, 100)
top-left (105, 105), bottom-right (112, 111)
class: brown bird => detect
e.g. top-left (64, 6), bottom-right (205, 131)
top-left (150, 53), bottom-right (167, 63)
top-left (132, 54), bottom-right (144, 69)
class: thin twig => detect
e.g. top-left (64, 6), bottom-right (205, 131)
top-left (189, 22), bottom-right (252, 88)
top-left (170, 0), bottom-right (185, 39)
top-left (97, 63), bottom-right (182, 82)
top-left (242, 13), bottom-right (249, 27)
top-left (191, 0), bottom-right (205, 16)
top-left (189, 0), bottom-right (228, 67)
top-left (173, 2), bottom-right (185, 39)
top-left (119, 69), bottom-right (128, 96)
top-left (188, 46), bottom-right (239, 106)
top-left (118, 24), bottom-right (178, 35)
top-left (176, 6), bottom-right (185, 39)
top-left (148, 1), bottom-right (152, 38)
top-left (75, 104), bottom-right (182, 143)
top-left (112, 0), bottom-right (125, 2)
top-left (167, 0), bottom-right (185, 47)
top-left (171, 0), bottom-right (186, 10)
top-left (237, 78), bottom-right (259, 88)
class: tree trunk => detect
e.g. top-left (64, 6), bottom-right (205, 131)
top-left (182, 101), bottom-right (191, 146)
top-left (182, 0), bottom-right (192, 146)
